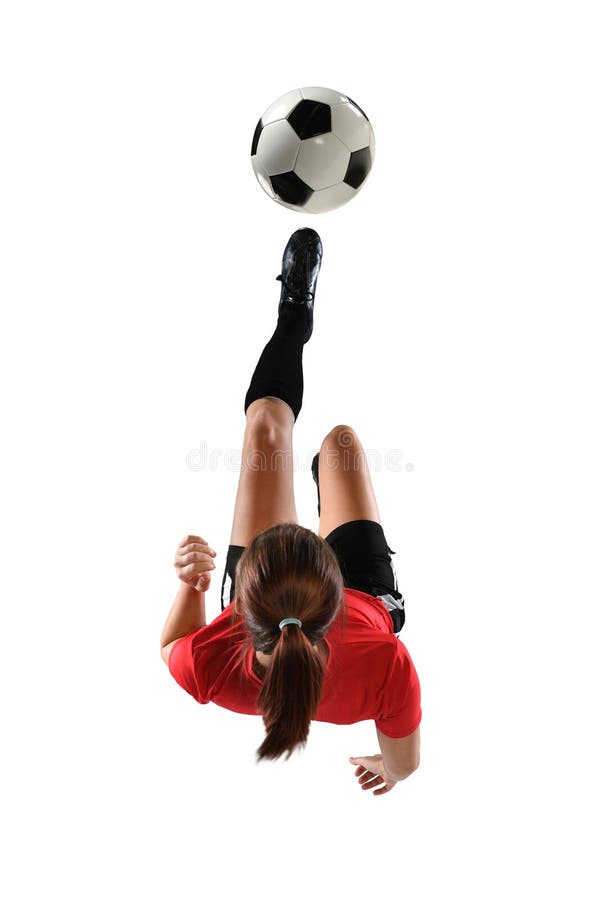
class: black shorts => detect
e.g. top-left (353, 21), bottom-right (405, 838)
top-left (220, 519), bottom-right (405, 633)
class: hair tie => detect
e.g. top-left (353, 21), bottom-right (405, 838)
top-left (279, 617), bottom-right (302, 631)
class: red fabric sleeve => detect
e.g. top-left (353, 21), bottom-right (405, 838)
top-left (375, 640), bottom-right (422, 738)
top-left (167, 629), bottom-right (209, 704)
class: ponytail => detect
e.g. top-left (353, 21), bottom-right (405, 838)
top-left (234, 523), bottom-right (344, 763)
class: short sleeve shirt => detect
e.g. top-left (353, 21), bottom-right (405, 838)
top-left (168, 587), bottom-right (421, 738)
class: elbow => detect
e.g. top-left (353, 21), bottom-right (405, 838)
top-left (409, 758), bottom-right (420, 778)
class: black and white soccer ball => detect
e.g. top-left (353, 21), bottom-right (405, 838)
top-left (251, 86), bottom-right (375, 214)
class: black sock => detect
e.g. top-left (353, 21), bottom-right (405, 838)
top-left (244, 302), bottom-right (308, 421)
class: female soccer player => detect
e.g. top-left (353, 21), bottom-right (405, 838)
top-left (160, 229), bottom-right (421, 796)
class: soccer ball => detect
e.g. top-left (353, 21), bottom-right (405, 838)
top-left (251, 86), bottom-right (375, 214)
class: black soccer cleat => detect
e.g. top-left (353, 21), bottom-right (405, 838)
top-left (276, 228), bottom-right (323, 343)
top-left (311, 451), bottom-right (321, 516)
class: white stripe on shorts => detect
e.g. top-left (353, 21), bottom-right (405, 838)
top-left (222, 570), bottom-right (233, 606)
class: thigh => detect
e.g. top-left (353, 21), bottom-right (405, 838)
top-left (325, 519), bottom-right (397, 593)
top-left (317, 424), bottom-right (381, 539)
top-left (325, 519), bottom-right (406, 633)
top-left (229, 397), bottom-right (298, 546)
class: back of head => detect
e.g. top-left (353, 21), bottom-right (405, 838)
top-left (234, 523), bottom-right (345, 763)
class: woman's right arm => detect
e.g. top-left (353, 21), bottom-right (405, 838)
top-left (376, 724), bottom-right (421, 781)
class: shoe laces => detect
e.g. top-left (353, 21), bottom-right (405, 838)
top-left (276, 273), bottom-right (314, 303)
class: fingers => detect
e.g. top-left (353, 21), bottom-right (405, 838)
top-left (179, 543), bottom-right (215, 555)
top-left (178, 534), bottom-right (208, 548)
top-left (349, 756), bottom-right (395, 795)
top-left (350, 760), bottom-right (375, 783)
top-left (196, 572), bottom-right (212, 591)
top-left (175, 538), bottom-right (217, 569)
top-left (178, 558), bottom-right (216, 582)
top-left (349, 757), bottom-right (372, 780)
top-left (177, 539), bottom-right (217, 559)
top-left (357, 773), bottom-right (390, 794)
top-left (175, 536), bottom-right (217, 586)
top-left (373, 783), bottom-right (394, 796)
top-left (177, 549), bottom-right (217, 565)
top-left (356, 770), bottom-right (381, 787)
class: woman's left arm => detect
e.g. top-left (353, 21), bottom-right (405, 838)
top-left (160, 581), bottom-right (207, 653)
top-left (160, 534), bottom-right (217, 653)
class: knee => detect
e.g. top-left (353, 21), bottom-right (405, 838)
top-left (321, 424), bottom-right (360, 452)
top-left (245, 401), bottom-right (291, 449)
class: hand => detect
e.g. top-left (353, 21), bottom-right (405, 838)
top-left (349, 754), bottom-right (398, 796)
top-left (175, 535), bottom-right (217, 592)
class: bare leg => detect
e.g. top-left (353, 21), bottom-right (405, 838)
top-left (229, 397), bottom-right (298, 546)
top-left (317, 424), bottom-right (381, 539)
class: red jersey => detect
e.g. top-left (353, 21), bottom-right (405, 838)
top-left (168, 587), bottom-right (421, 738)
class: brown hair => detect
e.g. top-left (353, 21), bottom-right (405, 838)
top-left (233, 523), bottom-right (345, 764)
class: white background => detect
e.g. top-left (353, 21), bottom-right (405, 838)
top-left (1, 1), bottom-right (599, 897)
